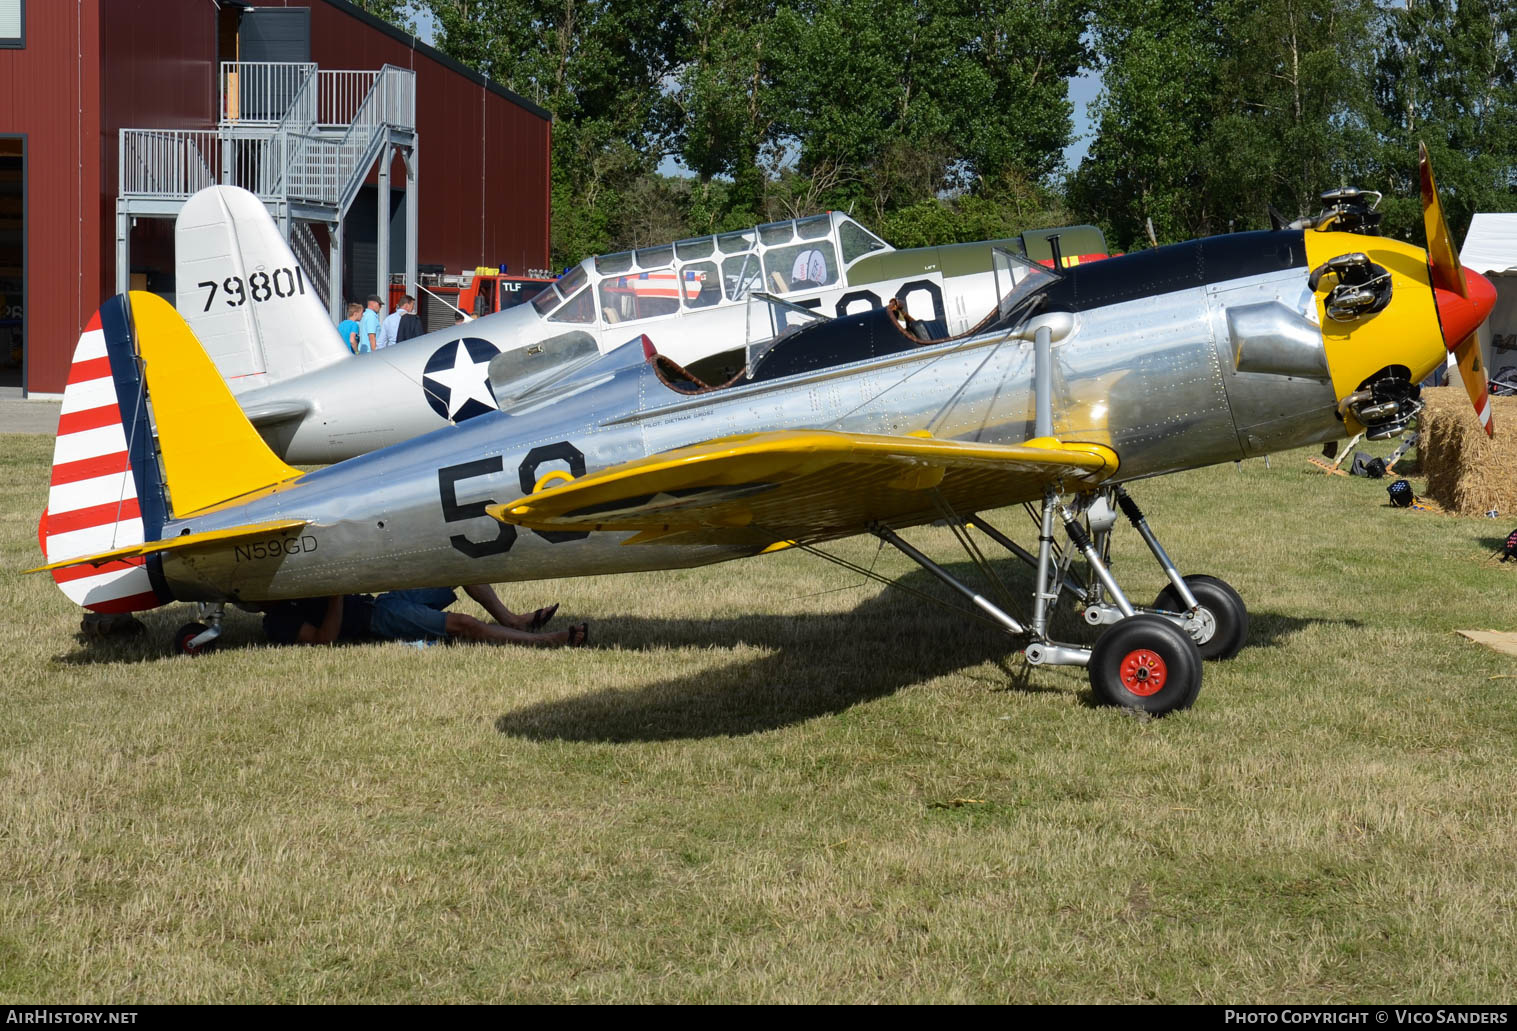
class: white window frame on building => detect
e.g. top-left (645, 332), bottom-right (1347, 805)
top-left (0, 0), bottom-right (23, 49)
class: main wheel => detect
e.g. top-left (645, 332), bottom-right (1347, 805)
top-left (1088, 614), bottom-right (1202, 715)
top-left (175, 622), bottom-right (214, 656)
top-left (1152, 574), bottom-right (1248, 661)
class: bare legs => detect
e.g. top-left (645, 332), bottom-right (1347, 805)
top-left (443, 611), bottom-right (574, 647)
top-left (456, 584), bottom-right (584, 646)
top-left (462, 584), bottom-right (558, 632)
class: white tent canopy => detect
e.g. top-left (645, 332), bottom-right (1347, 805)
top-left (1461, 213), bottom-right (1517, 275)
top-left (1460, 213), bottom-right (1517, 383)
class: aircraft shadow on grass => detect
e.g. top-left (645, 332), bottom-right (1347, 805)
top-left (54, 559), bottom-right (1359, 741)
top-left (53, 560), bottom-right (1054, 704)
top-left (492, 563), bottom-right (1363, 743)
top-left (492, 562), bottom-right (1060, 743)
top-left (1245, 611), bottom-right (1363, 650)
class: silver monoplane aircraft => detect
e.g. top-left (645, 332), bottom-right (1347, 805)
top-left (35, 148), bottom-right (1495, 715)
top-left (175, 186), bottom-right (1107, 462)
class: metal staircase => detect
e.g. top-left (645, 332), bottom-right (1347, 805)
top-left (289, 221), bottom-right (331, 311)
top-left (117, 61), bottom-right (419, 319)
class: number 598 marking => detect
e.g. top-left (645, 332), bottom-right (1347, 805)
top-left (437, 442), bottom-right (588, 558)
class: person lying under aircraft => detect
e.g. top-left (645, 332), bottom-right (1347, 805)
top-left (259, 585), bottom-right (584, 650)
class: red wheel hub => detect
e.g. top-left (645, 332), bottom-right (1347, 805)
top-left (1118, 648), bottom-right (1167, 696)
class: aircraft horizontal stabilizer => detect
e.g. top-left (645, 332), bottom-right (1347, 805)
top-left (26, 519), bottom-right (309, 575)
top-left (490, 429), bottom-right (1118, 546)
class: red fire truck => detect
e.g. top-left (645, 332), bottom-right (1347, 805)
top-left (389, 266), bottom-right (555, 332)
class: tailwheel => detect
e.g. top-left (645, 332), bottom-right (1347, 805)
top-left (1088, 614), bottom-right (1202, 715)
top-left (175, 622), bottom-right (215, 657)
top-left (1152, 574), bottom-right (1248, 661)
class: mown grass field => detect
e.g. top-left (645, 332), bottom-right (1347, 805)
top-left (3, 431), bottom-right (1515, 1003)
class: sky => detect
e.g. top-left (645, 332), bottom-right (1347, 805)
top-left (1064, 68), bottom-right (1103, 171)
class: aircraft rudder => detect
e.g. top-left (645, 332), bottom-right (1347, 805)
top-left (128, 291), bottom-right (302, 517)
top-left (41, 297), bottom-right (172, 613)
top-left (175, 185), bottom-right (349, 394)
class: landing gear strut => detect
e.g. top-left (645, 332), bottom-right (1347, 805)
top-left (174, 603), bottom-right (225, 656)
top-left (1112, 486), bottom-right (1248, 660)
top-left (859, 481), bottom-right (1247, 716)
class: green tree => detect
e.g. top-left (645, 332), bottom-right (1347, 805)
top-left (421, 0), bottom-right (689, 263)
top-left (1069, 0), bottom-right (1224, 248)
top-left (665, 0), bottom-right (1088, 240)
top-left (1207, 0), bottom-right (1380, 225)
top-left (666, 1), bottom-right (780, 222)
top-left (372, 1), bottom-right (1093, 260)
top-left (1071, 0), bottom-right (1385, 250)
top-left (766, 0), bottom-right (1088, 220)
top-left (1371, 0), bottom-right (1517, 242)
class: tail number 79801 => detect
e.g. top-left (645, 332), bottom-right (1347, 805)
top-left (198, 267), bottom-right (308, 312)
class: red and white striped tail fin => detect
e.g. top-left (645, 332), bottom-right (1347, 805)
top-left (39, 301), bottom-right (169, 613)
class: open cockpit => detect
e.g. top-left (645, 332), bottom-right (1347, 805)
top-left (645, 247), bottom-right (1071, 395)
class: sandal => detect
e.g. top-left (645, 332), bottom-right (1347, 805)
top-left (566, 622), bottom-right (589, 648)
top-left (528, 603), bottom-right (560, 630)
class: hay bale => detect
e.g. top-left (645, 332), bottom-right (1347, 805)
top-left (1420, 386), bottom-right (1517, 516)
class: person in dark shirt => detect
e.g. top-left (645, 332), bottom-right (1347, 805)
top-left (395, 307), bottom-right (425, 343)
top-left (262, 584), bottom-right (585, 647)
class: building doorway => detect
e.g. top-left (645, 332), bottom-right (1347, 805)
top-left (0, 136), bottom-right (22, 392)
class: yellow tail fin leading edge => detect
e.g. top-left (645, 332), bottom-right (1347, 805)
top-left (128, 291), bottom-right (302, 516)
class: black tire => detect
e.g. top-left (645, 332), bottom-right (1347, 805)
top-left (1152, 574), bottom-right (1248, 661)
top-left (1088, 614), bottom-right (1202, 715)
top-left (175, 622), bottom-right (214, 656)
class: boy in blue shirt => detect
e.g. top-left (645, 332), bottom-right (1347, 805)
top-left (337, 302), bottom-right (363, 354)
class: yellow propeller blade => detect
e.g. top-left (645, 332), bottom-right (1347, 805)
top-left (1421, 142), bottom-right (1495, 436)
top-left (1419, 141), bottom-right (1468, 299)
top-left (1453, 333), bottom-right (1494, 438)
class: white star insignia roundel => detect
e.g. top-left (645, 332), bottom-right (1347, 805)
top-left (421, 337), bottom-right (502, 422)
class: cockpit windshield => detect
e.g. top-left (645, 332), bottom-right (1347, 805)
top-left (993, 247), bottom-right (1064, 326)
top-left (529, 264), bottom-right (592, 319)
top-left (530, 281), bottom-right (562, 317)
top-left (716, 230), bottom-right (756, 253)
top-left (557, 263), bottom-right (589, 297)
top-left (744, 293), bottom-right (830, 371)
top-left (537, 212), bottom-right (896, 327)
top-left (838, 218), bottom-right (887, 262)
top-left (549, 285), bottom-right (596, 323)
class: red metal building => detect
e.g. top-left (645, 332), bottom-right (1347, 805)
top-left (0, 0), bottom-right (551, 396)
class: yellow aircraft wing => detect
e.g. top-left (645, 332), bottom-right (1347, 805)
top-left (489, 430), bottom-right (1117, 546)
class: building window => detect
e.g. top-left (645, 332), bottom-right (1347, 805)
top-left (0, 0), bottom-right (22, 48)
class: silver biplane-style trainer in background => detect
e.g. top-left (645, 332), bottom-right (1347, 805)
top-left (35, 147), bottom-right (1495, 716)
top-left (175, 185), bottom-right (1108, 462)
